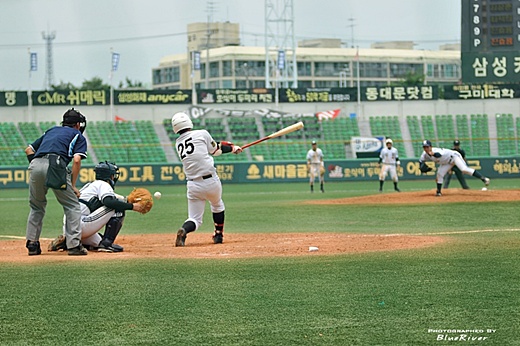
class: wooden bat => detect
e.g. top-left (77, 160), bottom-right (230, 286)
top-left (241, 121), bottom-right (304, 149)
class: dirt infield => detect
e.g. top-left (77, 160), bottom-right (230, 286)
top-left (305, 188), bottom-right (520, 205)
top-left (0, 233), bottom-right (445, 263)
top-left (4, 189), bottom-right (515, 263)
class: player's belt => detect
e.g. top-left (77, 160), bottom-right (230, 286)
top-left (188, 174), bottom-right (213, 181)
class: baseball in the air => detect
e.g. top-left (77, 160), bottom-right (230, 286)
top-left (154, 191), bottom-right (162, 199)
top-left (482, 187), bottom-right (488, 191)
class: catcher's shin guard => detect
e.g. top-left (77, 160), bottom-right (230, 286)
top-left (103, 216), bottom-right (125, 243)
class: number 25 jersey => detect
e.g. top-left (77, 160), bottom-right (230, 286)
top-left (175, 129), bottom-right (218, 180)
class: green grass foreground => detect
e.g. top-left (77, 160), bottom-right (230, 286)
top-left (1, 179), bottom-right (520, 345)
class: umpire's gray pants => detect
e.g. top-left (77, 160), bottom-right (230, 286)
top-left (26, 157), bottom-right (82, 249)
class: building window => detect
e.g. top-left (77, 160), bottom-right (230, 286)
top-left (223, 61), bottom-right (232, 76)
top-left (297, 62), bottom-right (312, 76)
top-left (389, 63), bottom-right (422, 78)
top-left (210, 62), bottom-right (219, 78)
top-left (315, 80), bottom-right (339, 87)
top-left (358, 62), bottom-right (388, 78)
top-left (298, 80), bottom-right (313, 88)
top-left (314, 62), bottom-right (349, 77)
top-left (221, 79), bottom-right (233, 88)
top-left (236, 60), bottom-right (264, 77)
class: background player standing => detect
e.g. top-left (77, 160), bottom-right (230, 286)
top-left (419, 139), bottom-right (489, 196)
top-left (24, 108), bottom-right (88, 256)
top-left (443, 140), bottom-right (470, 189)
top-left (171, 111), bottom-right (242, 247)
top-left (306, 140), bottom-right (325, 193)
top-left (378, 138), bottom-right (401, 192)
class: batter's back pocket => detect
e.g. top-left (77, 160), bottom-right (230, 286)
top-left (45, 154), bottom-right (68, 190)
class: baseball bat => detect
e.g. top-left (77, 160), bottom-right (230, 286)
top-left (241, 121), bottom-right (304, 149)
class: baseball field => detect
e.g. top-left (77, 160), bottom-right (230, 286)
top-left (1, 178), bottom-right (519, 345)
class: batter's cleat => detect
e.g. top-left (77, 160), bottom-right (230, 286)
top-left (26, 240), bottom-right (41, 256)
top-left (395, 188), bottom-right (401, 192)
top-left (436, 192), bottom-right (442, 197)
top-left (484, 177), bottom-right (490, 186)
top-left (48, 235), bottom-right (67, 252)
top-left (175, 228), bottom-right (187, 247)
top-left (97, 239), bottom-right (124, 253)
top-left (212, 231), bottom-right (223, 244)
top-left (67, 245), bottom-right (88, 256)
top-left (379, 188), bottom-right (383, 193)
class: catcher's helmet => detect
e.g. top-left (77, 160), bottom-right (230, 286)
top-left (95, 161), bottom-right (119, 187)
top-left (171, 111), bottom-right (193, 134)
top-left (422, 139), bottom-right (432, 147)
top-left (62, 108), bottom-right (87, 133)
top-left (385, 138), bottom-right (393, 145)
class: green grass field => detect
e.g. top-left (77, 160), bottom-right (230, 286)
top-left (1, 179), bottom-right (520, 345)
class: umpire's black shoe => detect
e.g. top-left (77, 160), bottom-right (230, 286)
top-left (213, 231), bottom-right (223, 244)
top-left (26, 240), bottom-right (41, 256)
top-left (175, 228), bottom-right (187, 247)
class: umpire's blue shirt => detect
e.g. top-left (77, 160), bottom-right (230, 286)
top-left (30, 126), bottom-right (88, 165)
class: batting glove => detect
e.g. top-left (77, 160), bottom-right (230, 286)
top-left (232, 145), bottom-right (242, 154)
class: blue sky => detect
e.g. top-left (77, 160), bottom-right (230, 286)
top-left (0, 0), bottom-right (460, 90)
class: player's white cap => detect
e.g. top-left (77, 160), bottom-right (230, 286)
top-left (385, 138), bottom-right (393, 144)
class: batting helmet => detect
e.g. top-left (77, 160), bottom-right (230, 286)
top-left (385, 138), bottom-right (393, 145)
top-left (171, 112), bottom-right (193, 134)
top-left (62, 108), bottom-right (87, 133)
top-left (95, 161), bottom-right (120, 187)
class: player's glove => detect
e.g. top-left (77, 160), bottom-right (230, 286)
top-left (419, 162), bottom-right (433, 173)
top-left (127, 188), bottom-right (154, 214)
top-left (320, 165), bottom-right (325, 175)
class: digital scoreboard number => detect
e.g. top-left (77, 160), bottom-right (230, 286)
top-left (461, 0), bottom-right (520, 83)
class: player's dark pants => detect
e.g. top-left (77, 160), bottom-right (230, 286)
top-left (444, 166), bottom-right (469, 189)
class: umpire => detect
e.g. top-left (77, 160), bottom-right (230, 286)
top-left (24, 108), bottom-right (89, 256)
top-left (444, 140), bottom-right (470, 189)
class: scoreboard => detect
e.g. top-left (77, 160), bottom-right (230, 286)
top-left (461, 0), bottom-right (520, 83)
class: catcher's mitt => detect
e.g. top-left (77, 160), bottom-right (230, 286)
top-left (127, 188), bottom-right (153, 214)
top-left (420, 163), bottom-right (433, 173)
top-left (320, 166), bottom-right (325, 175)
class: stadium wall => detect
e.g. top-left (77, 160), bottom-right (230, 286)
top-left (1, 99), bottom-right (519, 124)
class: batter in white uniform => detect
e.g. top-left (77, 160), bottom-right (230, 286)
top-left (419, 139), bottom-right (490, 196)
top-left (172, 111), bottom-right (242, 246)
top-left (378, 138), bottom-right (401, 192)
top-left (306, 140), bottom-right (325, 193)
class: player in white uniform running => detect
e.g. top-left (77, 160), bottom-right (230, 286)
top-left (171, 111), bottom-right (242, 246)
top-left (48, 161), bottom-right (145, 252)
top-left (419, 139), bottom-right (490, 196)
top-left (306, 140), bottom-right (325, 193)
top-left (378, 138), bottom-right (401, 192)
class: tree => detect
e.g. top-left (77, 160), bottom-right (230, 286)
top-left (118, 77), bottom-right (144, 89)
top-left (81, 77), bottom-right (110, 91)
top-left (398, 71), bottom-right (425, 87)
top-left (50, 81), bottom-right (77, 90)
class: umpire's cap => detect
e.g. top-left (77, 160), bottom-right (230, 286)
top-left (422, 139), bottom-right (432, 147)
top-left (62, 108), bottom-right (87, 133)
top-left (454, 140), bottom-right (461, 146)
